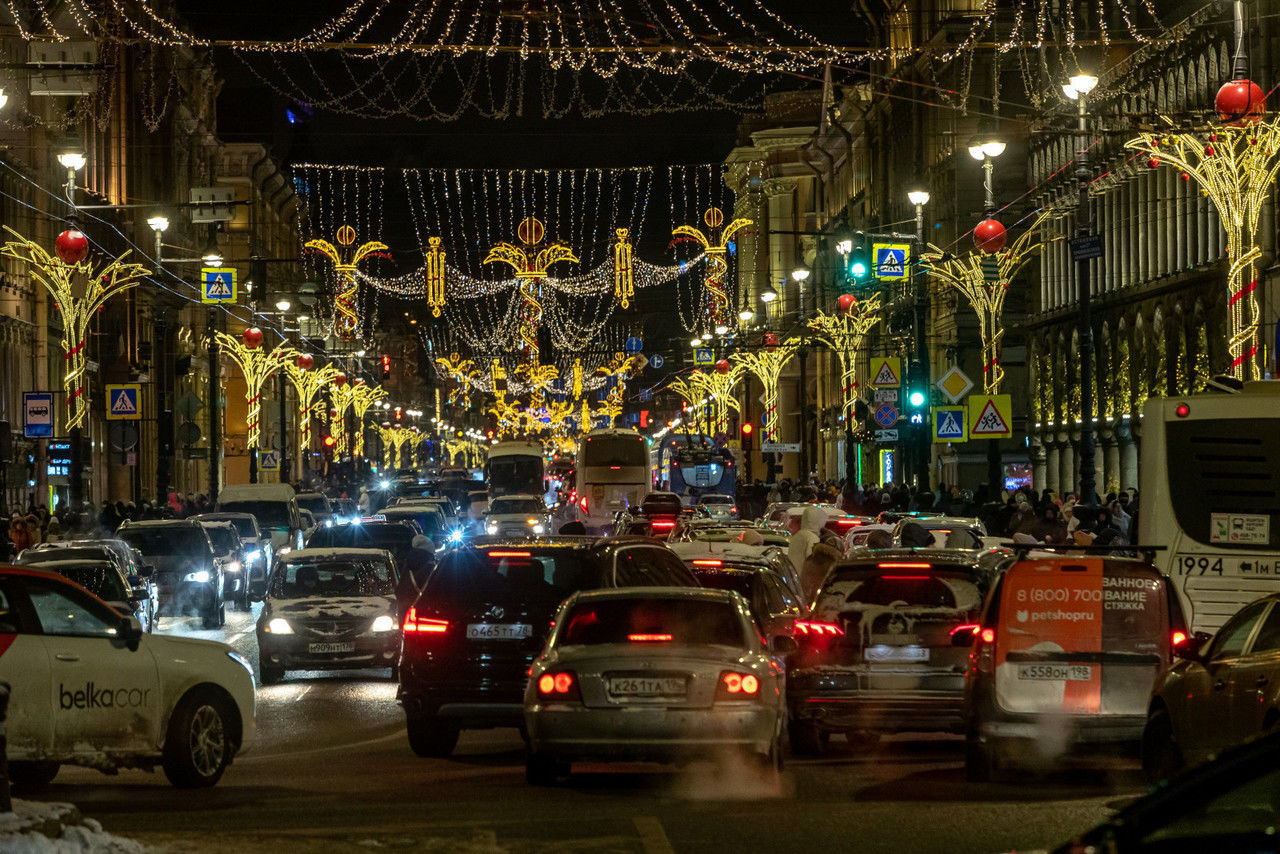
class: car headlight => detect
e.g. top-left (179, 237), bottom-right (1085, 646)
top-left (446, 529), bottom-right (464, 544)
top-left (265, 617), bottom-right (293, 634)
top-left (380, 480), bottom-right (391, 490)
top-left (370, 614), bottom-right (397, 633)
top-left (224, 561), bottom-right (241, 574)
top-left (184, 569), bottom-right (211, 583)
top-left (532, 524), bottom-right (545, 534)
top-left (324, 519), bottom-right (333, 528)
top-left (245, 548), bottom-right (262, 561)
top-left (276, 546), bottom-right (292, 557)
top-left (227, 650), bottom-right (253, 674)
top-left (486, 523), bottom-right (498, 534)
top-left (526, 518), bottom-right (538, 525)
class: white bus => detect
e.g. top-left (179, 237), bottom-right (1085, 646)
top-left (1141, 382), bottom-right (1280, 634)
top-left (575, 428), bottom-right (649, 532)
top-left (484, 440), bottom-right (545, 499)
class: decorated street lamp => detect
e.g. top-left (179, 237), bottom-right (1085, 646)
top-left (215, 328), bottom-right (291, 483)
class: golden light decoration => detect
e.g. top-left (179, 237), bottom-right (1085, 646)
top-left (613, 228), bottom-right (635, 308)
top-left (435, 352), bottom-right (480, 408)
top-left (0, 227), bottom-right (149, 432)
top-left (672, 207), bottom-right (752, 328)
top-left (731, 338), bottom-right (801, 443)
top-left (1125, 118), bottom-right (1280, 380)
top-left (484, 216), bottom-right (578, 365)
top-left (920, 212), bottom-right (1049, 394)
top-left (667, 365), bottom-right (741, 438)
top-left (423, 236), bottom-right (447, 318)
top-left (806, 296), bottom-right (883, 414)
top-left (349, 382), bottom-right (388, 458)
top-left (282, 355), bottom-right (341, 468)
top-left (214, 332), bottom-right (291, 453)
top-left (377, 424), bottom-right (421, 470)
top-left (305, 224), bottom-right (388, 341)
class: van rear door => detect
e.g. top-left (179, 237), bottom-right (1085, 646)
top-left (994, 559), bottom-right (1171, 717)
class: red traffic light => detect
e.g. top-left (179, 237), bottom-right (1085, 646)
top-left (322, 434), bottom-right (336, 448)
top-left (741, 422), bottom-right (754, 436)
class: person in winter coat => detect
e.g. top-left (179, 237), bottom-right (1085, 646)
top-left (9, 516), bottom-right (34, 554)
top-left (43, 517), bottom-right (63, 543)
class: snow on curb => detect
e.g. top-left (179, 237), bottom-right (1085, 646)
top-left (0, 799), bottom-right (146, 853)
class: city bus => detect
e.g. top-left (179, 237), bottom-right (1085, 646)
top-left (1140, 382), bottom-right (1280, 633)
top-left (655, 434), bottom-right (737, 503)
top-left (484, 440), bottom-right (545, 499)
top-left (575, 428), bottom-right (649, 532)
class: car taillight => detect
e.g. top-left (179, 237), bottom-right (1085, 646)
top-left (730, 506), bottom-right (738, 514)
top-left (403, 607), bottom-right (448, 634)
top-left (950, 623), bottom-right (980, 638)
top-left (650, 520), bottom-right (676, 530)
top-left (691, 559), bottom-right (723, 567)
top-left (972, 626), bottom-right (996, 674)
top-left (535, 670), bottom-right (580, 701)
top-left (716, 671), bottom-right (762, 701)
top-left (795, 620), bottom-right (844, 636)
top-left (579, 496), bottom-right (589, 513)
top-left (628, 633), bottom-right (673, 642)
top-left (1171, 630), bottom-right (1187, 648)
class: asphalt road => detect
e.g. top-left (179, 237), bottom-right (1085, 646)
top-left (35, 606), bottom-right (1146, 854)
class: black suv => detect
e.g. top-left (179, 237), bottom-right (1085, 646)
top-left (398, 535), bottom-right (699, 757)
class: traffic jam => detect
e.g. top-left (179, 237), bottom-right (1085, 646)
top-left (1, 428), bottom-right (1278, 851)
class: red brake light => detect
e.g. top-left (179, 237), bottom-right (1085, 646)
top-left (795, 620), bottom-right (844, 636)
top-left (488, 550), bottom-right (533, 558)
top-left (950, 623), bottom-right (980, 637)
top-left (650, 520), bottom-right (676, 529)
top-left (691, 559), bottom-right (723, 567)
top-left (579, 496), bottom-right (589, 513)
top-left (1172, 630), bottom-right (1188, 648)
top-left (835, 518), bottom-right (860, 526)
top-left (878, 562), bottom-right (932, 569)
top-left (716, 671), bottom-right (761, 700)
top-left (981, 628), bottom-right (995, 644)
top-left (610, 466), bottom-right (621, 470)
top-left (882, 575), bottom-right (930, 580)
top-left (628, 633), bottom-right (673, 642)
top-left (403, 607), bottom-right (448, 634)
top-left (535, 670), bottom-right (580, 700)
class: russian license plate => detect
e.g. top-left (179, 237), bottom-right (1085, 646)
top-left (308, 642), bottom-right (355, 654)
top-left (466, 623), bottom-right (532, 640)
top-left (607, 676), bottom-right (687, 698)
top-left (865, 644), bottom-right (930, 663)
top-left (1017, 663), bottom-right (1092, 681)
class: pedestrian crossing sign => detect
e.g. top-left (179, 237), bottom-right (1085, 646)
top-left (932, 406), bottom-right (967, 443)
top-left (869, 356), bottom-right (901, 388)
top-left (105, 384), bottom-right (141, 421)
top-left (967, 394), bottom-right (1013, 438)
top-left (201, 267), bottom-right (237, 304)
top-left (259, 450), bottom-right (280, 471)
top-left (873, 243), bottom-right (910, 280)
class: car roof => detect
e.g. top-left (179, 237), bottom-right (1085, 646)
top-left (839, 548), bottom-right (988, 567)
top-left (198, 520), bottom-right (238, 530)
top-left (118, 518), bottom-right (202, 529)
top-left (18, 557), bottom-right (119, 571)
top-left (464, 535), bottom-right (658, 552)
top-left (667, 541), bottom-right (780, 564)
top-left (0, 564), bottom-right (116, 605)
top-left (194, 512), bottom-right (258, 523)
top-left (570, 586), bottom-right (743, 604)
top-left (698, 494), bottom-right (732, 501)
top-left (284, 547), bottom-right (391, 561)
top-left (489, 494), bottom-right (544, 502)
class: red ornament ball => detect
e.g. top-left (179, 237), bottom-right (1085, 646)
top-left (1209, 133), bottom-right (1218, 143)
top-left (328, 408), bottom-right (338, 418)
top-left (242, 327), bottom-right (263, 349)
top-left (333, 372), bottom-right (347, 387)
top-left (353, 378), bottom-right (364, 387)
top-left (295, 353), bottom-right (314, 371)
top-left (1216, 79), bottom-right (1266, 125)
top-left (382, 421), bottom-right (391, 429)
top-left (1181, 172), bottom-right (1191, 182)
top-left (974, 218), bottom-right (1007, 254)
top-left (1205, 145), bottom-right (1216, 156)
top-left (1147, 156), bottom-right (1160, 168)
top-left (55, 229), bottom-right (89, 264)
top-left (714, 359), bottom-right (731, 375)
top-left (837, 293), bottom-right (858, 314)
top-left (763, 333), bottom-right (779, 350)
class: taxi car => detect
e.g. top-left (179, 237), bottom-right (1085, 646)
top-left (0, 565), bottom-right (255, 788)
top-left (524, 587), bottom-right (790, 784)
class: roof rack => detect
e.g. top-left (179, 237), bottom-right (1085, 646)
top-left (997, 542), bottom-right (1166, 563)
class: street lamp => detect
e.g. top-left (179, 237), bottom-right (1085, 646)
top-left (57, 149), bottom-right (85, 203)
top-left (759, 285), bottom-right (778, 303)
top-left (1066, 70), bottom-right (1099, 504)
top-left (146, 214), bottom-right (169, 260)
top-left (201, 228), bottom-right (223, 266)
top-left (714, 323), bottom-right (730, 335)
top-left (791, 265), bottom-right (811, 283)
top-left (967, 130), bottom-right (1007, 213)
top-left (275, 299), bottom-right (291, 312)
top-left (835, 235), bottom-right (853, 256)
top-left (738, 306), bottom-right (755, 323)
top-left (908, 188), bottom-right (930, 489)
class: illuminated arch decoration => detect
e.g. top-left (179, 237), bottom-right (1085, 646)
top-left (214, 332), bottom-right (291, 454)
top-left (731, 339), bottom-right (801, 443)
top-left (806, 296), bottom-right (883, 415)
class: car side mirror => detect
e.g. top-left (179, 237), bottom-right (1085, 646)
top-left (950, 625), bottom-right (979, 647)
top-left (141, 564), bottom-right (155, 578)
top-left (118, 615), bottom-right (143, 651)
top-left (131, 588), bottom-right (150, 601)
top-left (770, 635), bottom-right (798, 655)
top-left (1174, 630), bottom-right (1212, 661)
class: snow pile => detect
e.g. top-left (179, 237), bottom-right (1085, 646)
top-left (0, 799), bottom-right (146, 854)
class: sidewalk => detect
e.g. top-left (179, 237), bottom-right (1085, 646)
top-left (0, 799), bottom-right (146, 853)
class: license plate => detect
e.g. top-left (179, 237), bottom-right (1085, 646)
top-left (308, 642), bottom-right (355, 654)
top-left (1017, 663), bottom-right (1092, 681)
top-left (466, 623), bottom-right (532, 640)
top-left (865, 644), bottom-right (929, 663)
top-left (607, 676), bottom-right (687, 697)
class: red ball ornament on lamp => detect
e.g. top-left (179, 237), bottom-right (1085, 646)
top-left (55, 229), bottom-right (89, 264)
top-left (328, 408), bottom-right (338, 418)
top-left (353, 378), bottom-right (364, 387)
top-left (974, 219), bottom-right (1007, 254)
top-left (763, 333), bottom-right (779, 350)
top-left (1216, 79), bottom-right (1266, 125)
top-left (296, 353), bottom-right (314, 371)
top-left (382, 421), bottom-right (391, 429)
top-left (837, 293), bottom-right (857, 314)
top-left (242, 327), bottom-right (263, 349)
top-left (714, 359), bottom-right (731, 375)
top-left (333, 372), bottom-right (347, 387)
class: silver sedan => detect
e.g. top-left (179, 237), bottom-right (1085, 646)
top-left (523, 587), bottom-right (790, 784)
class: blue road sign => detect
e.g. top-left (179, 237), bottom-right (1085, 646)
top-left (23, 392), bottom-right (53, 438)
top-left (873, 402), bottom-right (898, 428)
top-left (693, 347), bottom-right (714, 365)
top-left (106, 384), bottom-right (141, 421)
top-left (873, 244), bottom-right (910, 280)
top-left (625, 336), bottom-right (644, 353)
top-left (201, 267), bottom-right (237, 303)
top-left (649, 354), bottom-right (665, 369)
top-left (259, 450), bottom-right (280, 471)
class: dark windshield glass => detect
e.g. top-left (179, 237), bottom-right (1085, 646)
top-left (581, 435), bottom-right (647, 468)
top-left (821, 566), bottom-right (983, 611)
top-left (489, 498), bottom-right (545, 515)
top-left (382, 510), bottom-right (443, 536)
top-left (119, 527), bottom-right (209, 557)
top-left (218, 500), bottom-right (292, 529)
top-left (642, 494), bottom-right (683, 514)
top-left (269, 560), bottom-right (393, 598)
top-left (19, 547), bottom-right (114, 566)
top-left (560, 598), bottom-right (746, 646)
top-left (426, 548), bottom-right (590, 607)
top-left (46, 564), bottom-right (129, 602)
top-left (296, 495), bottom-right (331, 514)
top-left (204, 527), bottom-right (239, 554)
top-left (307, 524), bottom-right (415, 554)
top-left (691, 571), bottom-right (754, 599)
top-left (486, 457), bottom-right (543, 496)
top-left (204, 517), bottom-right (257, 539)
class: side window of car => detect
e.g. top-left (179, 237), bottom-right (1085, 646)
top-left (0, 583), bottom-right (23, 633)
top-left (25, 579), bottom-right (120, 638)
top-left (1246, 603), bottom-right (1280, 655)
top-left (760, 573), bottom-right (785, 615)
top-left (766, 572), bottom-right (798, 613)
top-left (1209, 601), bottom-right (1270, 660)
top-left (614, 548), bottom-right (694, 586)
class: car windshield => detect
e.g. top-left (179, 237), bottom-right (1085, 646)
top-left (691, 570), bottom-right (754, 600)
top-left (118, 527), bottom-right (209, 557)
top-left (426, 548), bottom-right (590, 607)
top-left (204, 527), bottom-right (239, 555)
top-left (203, 516), bottom-right (258, 539)
top-left (296, 495), bottom-right (330, 514)
top-left (1142, 762), bottom-right (1280, 846)
top-left (489, 498), bottom-right (544, 515)
top-left (45, 564), bottom-right (129, 602)
top-left (269, 560), bottom-right (394, 599)
top-left (699, 495), bottom-right (732, 505)
top-left (382, 510), bottom-right (444, 536)
top-left (307, 524), bottom-right (416, 555)
top-left (820, 565), bottom-right (983, 613)
top-left (642, 495), bottom-right (682, 515)
top-left (559, 597), bottom-right (747, 647)
top-left (218, 500), bottom-right (292, 529)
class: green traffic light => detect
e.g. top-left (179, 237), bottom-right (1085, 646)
top-left (908, 390), bottom-right (926, 408)
top-left (851, 260), bottom-right (868, 278)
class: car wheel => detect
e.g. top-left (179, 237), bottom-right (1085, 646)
top-left (258, 659), bottom-right (285, 685)
top-left (405, 713), bottom-right (460, 758)
top-left (8, 760), bottom-right (60, 788)
top-left (525, 751), bottom-right (566, 786)
top-left (1141, 708), bottom-right (1183, 784)
top-left (162, 690), bottom-right (235, 788)
top-left (788, 720), bottom-right (827, 756)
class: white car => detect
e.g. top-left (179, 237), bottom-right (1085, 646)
top-left (0, 566), bottom-right (255, 789)
top-left (484, 494), bottom-right (551, 537)
top-left (694, 493), bottom-right (738, 521)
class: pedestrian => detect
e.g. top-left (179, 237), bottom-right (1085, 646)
top-left (43, 517), bottom-right (62, 543)
top-left (9, 516), bottom-right (33, 554)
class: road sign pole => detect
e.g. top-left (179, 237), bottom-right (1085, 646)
top-left (155, 308), bottom-right (170, 504)
top-left (278, 370), bottom-right (290, 486)
top-left (912, 199), bottom-right (930, 491)
top-left (207, 308), bottom-right (221, 503)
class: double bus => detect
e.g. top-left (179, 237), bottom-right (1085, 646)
top-left (484, 440), bottom-right (545, 499)
top-left (655, 434), bottom-right (737, 503)
top-left (1141, 382), bottom-right (1280, 633)
top-left (576, 429), bottom-right (649, 532)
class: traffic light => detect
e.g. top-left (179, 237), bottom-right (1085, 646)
top-left (847, 231), bottom-right (870, 287)
top-left (381, 354), bottom-right (391, 381)
top-left (740, 420), bottom-right (754, 449)
top-left (323, 434), bottom-right (336, 449)
top-left (393, 406), bottom-right (402, 423)
top-left (906, 361), bottom-right (928, 425)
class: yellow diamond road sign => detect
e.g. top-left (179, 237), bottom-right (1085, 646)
top-left (937, 366), bottom-right (974, 404)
